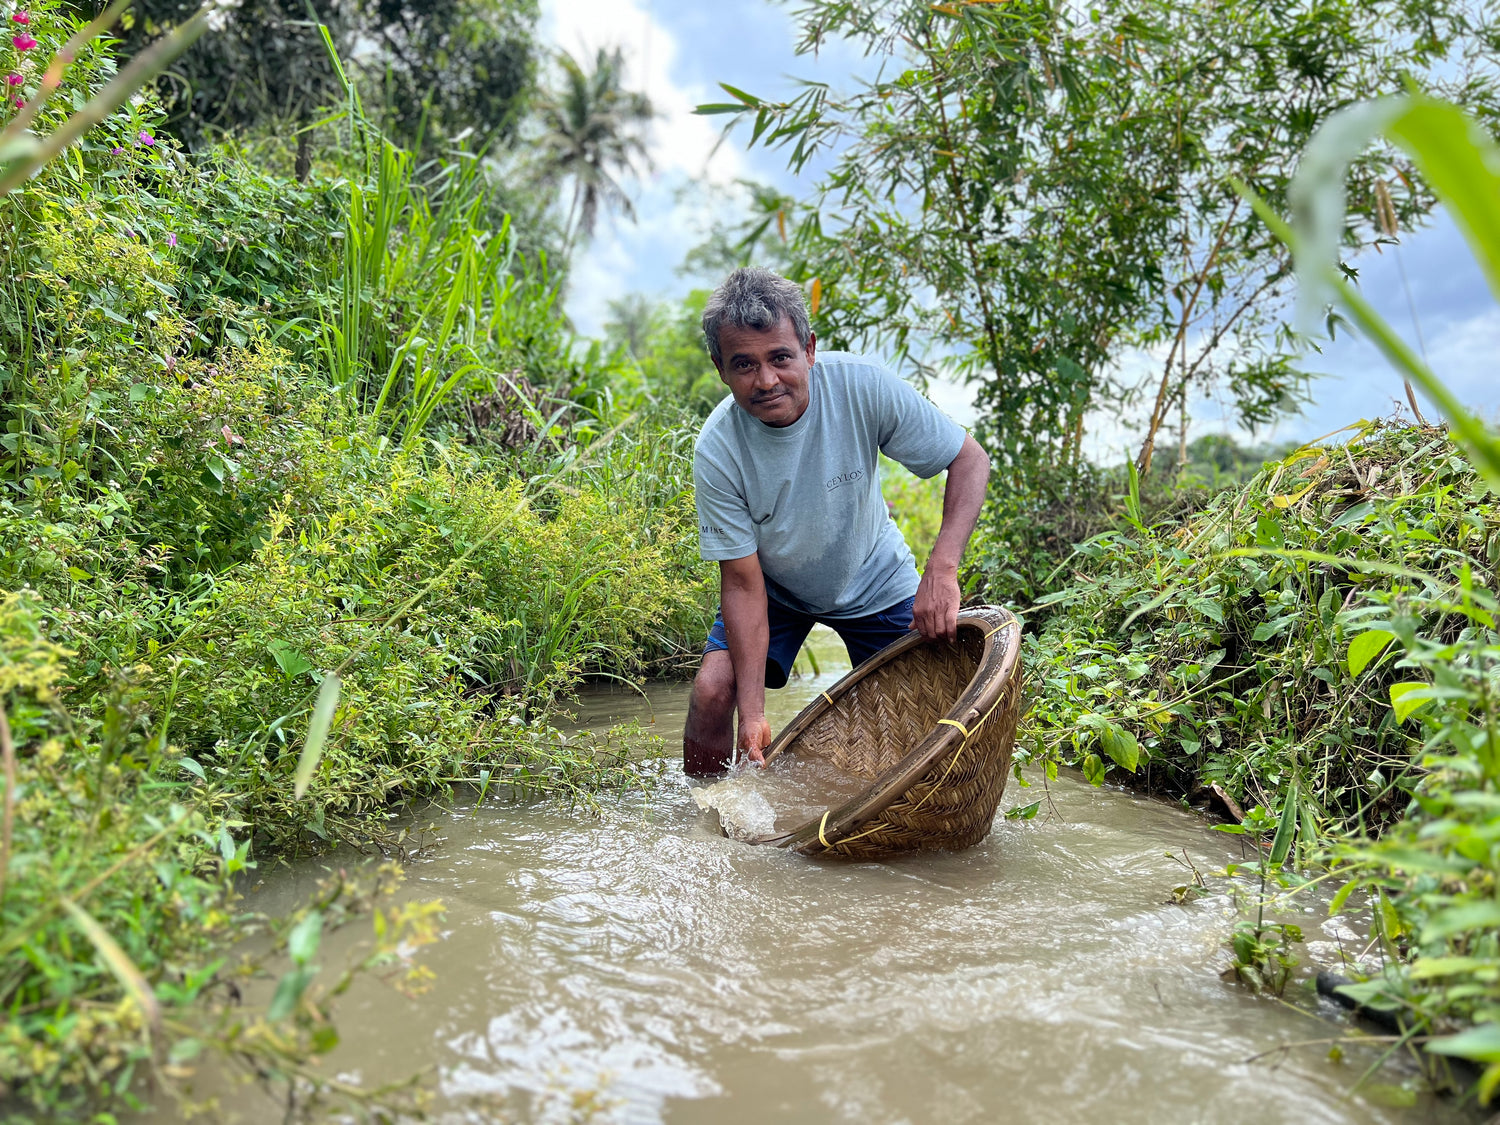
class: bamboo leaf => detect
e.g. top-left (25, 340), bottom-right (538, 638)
top-left (1425, 1022), bottom-right (1500, 1064)
top-left (293, 673), bottom-right (341, 800)
top-left (1267, 783), bottom-right (1297, 868)
top-left (1384, 100), bottom-right (1500, 309)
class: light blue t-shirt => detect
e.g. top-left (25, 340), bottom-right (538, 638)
top-left (693, 351), bottom-right (967, 618)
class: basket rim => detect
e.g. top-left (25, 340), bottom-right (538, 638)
top-left (751, 605), bottom-right (1022, 850)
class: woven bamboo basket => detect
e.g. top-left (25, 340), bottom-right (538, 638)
top-left (749, 605), bottom-right (1023, 859)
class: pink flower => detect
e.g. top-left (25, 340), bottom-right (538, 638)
top-left (11, 11), bottom-right (29, 25)
top-left (12, 33), bottom-right (37, 50)
top-left (6, 74), bottom-right (20, 86)
top-left (167, 232), bottom-right (177, 247)
top-left (138, 130), bottom-right (153, 146)
top-left (11, 97), bottom-right (19, 108)
top-left (110, 145), bottom-right (122, 154)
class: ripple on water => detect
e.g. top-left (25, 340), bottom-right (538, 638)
top-left (133, 667), bottom-right (1477, 1125)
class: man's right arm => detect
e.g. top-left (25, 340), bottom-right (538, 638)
top-left (720, 553), bottom-right (773, 765)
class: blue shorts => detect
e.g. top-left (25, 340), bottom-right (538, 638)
top-left (703, 595), bottom-right (916, 689)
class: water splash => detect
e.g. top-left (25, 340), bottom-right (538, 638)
top-left (691, 775), bottom-right (777, 840)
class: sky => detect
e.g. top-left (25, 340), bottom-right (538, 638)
top-left (539, 0), bottom-right (1499, 453)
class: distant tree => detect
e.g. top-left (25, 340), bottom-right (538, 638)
top-left (603, 291), bottom-right (722, 414)
top-left (535, 47), bottom-right (654, 254)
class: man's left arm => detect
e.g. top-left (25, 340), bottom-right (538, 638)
top-left (912, 434), bottom-right (991, 643)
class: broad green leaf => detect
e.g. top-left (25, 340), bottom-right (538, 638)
top-left (1190, 599), bottom-right (1224, 625)
top-left (1081, 753), bottom-right (1106, 786)
top-left (1407, 956), bottom-right (1496, 981)
top-left (1254, 512), bottom-right (1284, 549)
top-left (1421, 900), bottom-right (1500, 944)
top-left (1347, 629), bottom-right (1395, 677)
top-left (267, 640), bottom-right (314, 679)
top-left (1006, 800), bottom-right (1041, 821)
top-left (267, 966), bottom-right (313, 1022)
top-left (1101, 724), bottom-right (1139, 772)
top-left (1425, 1022), bottom-right (1500, 1064)
top-left (287, 910), bottom-right (323, 966)
top-left (1252, 617), bottom-right (1293, 643)
top-left (1389, 681), bottom-right (1434, 724)
top-left (293, 673), bottom-right (341, 800)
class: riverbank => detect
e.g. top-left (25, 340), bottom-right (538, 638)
top-left (1010, 420), bottom-right (1500, 1095)
top-left (0, 24), bottom-right (716, 1113)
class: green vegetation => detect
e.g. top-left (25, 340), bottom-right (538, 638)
top-left (0, 7), bottom-right (709, 1118)
top-left (1003, 92), bottom-right (1500, 1102)
top-left (6, 0), bottom-right (1500, 1115)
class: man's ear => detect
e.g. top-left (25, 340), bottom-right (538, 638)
top-left (805, 332), bottom-right (817, 365)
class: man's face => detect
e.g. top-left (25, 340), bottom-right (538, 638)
top-left (714, 317), bottom-right (815, 427)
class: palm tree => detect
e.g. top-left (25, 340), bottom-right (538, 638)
top-left (535, 47), bottom-right (656, 256)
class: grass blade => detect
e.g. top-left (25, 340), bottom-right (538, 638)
top-left (294, 673), bottom-right (341, 800)
top-left (63, 897), bottom-right (162, 1041)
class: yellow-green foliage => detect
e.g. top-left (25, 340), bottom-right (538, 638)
top-left (0, 595), bottom-right (229, 1109)
top-left (28, 198), bottom-right (187, 359)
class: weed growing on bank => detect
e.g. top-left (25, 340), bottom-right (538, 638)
top-left (0, 10), bottom-right (712, 1117)
top-left (1016, 420), bottom-right (1499, 1091)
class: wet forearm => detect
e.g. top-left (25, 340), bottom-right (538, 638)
top-left (720, 560), bottom-right (769, 722)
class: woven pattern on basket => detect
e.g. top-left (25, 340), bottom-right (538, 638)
top-left (812, 666), bottom-right (1020, 858)
top-left (755, 607), bottom-right (1023, 860)
top-left (790, 630), bottom-right (984, 780)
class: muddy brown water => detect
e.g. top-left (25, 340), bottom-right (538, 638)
top-left (141, 630), bottom-right (1469, 1124)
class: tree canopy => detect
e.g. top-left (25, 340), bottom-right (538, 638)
top-left (109, 0), bottom-right (539, 149)
top-left (699, 0), bottom-right (1498, 471)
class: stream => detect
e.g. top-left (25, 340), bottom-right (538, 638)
top-left (153, 630), bottom-right (1468, 1124)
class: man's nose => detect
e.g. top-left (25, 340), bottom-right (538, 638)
top-left (752, 363), bottom-right (779, 389)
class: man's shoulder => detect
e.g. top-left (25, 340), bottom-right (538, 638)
top-left (814, 350), bottom-right (896, 384)
top-left (693, 395), bottom-right (739, 461)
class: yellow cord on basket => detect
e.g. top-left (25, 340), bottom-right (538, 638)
top-left (818, 810), bottom-right (831, 849)
top-left (937, 717), bottom-right (970, 740)
top-left (821, 691), bottom-right (834, 707)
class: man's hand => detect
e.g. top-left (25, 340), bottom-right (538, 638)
top-left (915, 435), bottom-right (990, 644)
top-left (914, 561), bottom-right (961, 643)
top-left (737, 714), bottom-right (773, 766)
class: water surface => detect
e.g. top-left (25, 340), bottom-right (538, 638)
top-left (171, 630), bottom-right (1461, 1123)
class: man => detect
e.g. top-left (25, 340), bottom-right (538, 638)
top-left (683, 268), bottom-right (992, 777)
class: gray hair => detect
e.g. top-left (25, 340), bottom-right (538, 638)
top-left (701, 268), bottom-right (812, 369)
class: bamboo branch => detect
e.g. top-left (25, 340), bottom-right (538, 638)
top-left (1136, 195), bottom-right (1243, 477)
